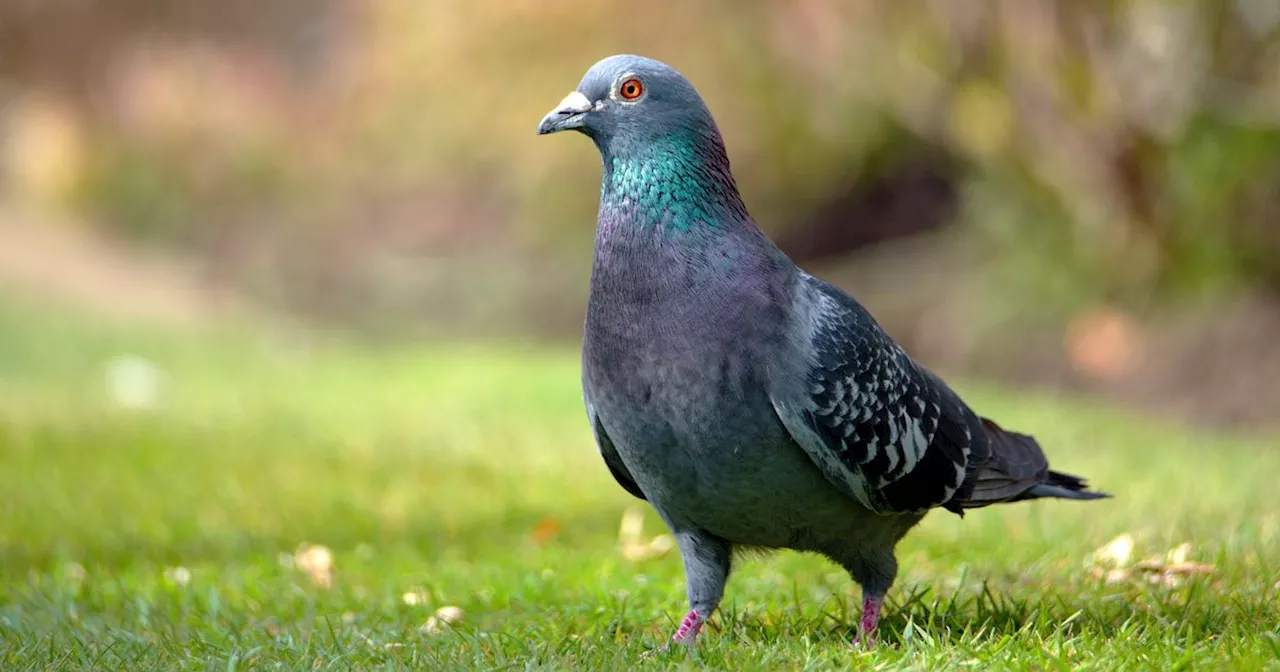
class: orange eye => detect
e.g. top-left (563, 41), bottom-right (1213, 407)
top-left (619, 77), bottom-right (644, 100)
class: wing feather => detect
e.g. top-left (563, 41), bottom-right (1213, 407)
top-left (585, 398), bottom-right (647, 501)
top-left (772, 275), bottom-right (977, 514)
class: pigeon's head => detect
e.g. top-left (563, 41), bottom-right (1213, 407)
top-left (536, 55), bottom-right (717, 150)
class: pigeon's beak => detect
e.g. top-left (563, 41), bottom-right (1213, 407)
top-left (537, 91), bottom-right (594, 135)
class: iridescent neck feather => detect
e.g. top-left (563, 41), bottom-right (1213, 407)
top-left (598, 127), bottom-right (748, 234)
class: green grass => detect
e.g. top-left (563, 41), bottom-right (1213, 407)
top-left (1, 299), bottom-right (1279, 670)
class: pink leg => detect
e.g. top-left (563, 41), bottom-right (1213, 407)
top-left (853, 596), bottom-right (883, 647)
top-left (671, 610), bottom-right (704, 644)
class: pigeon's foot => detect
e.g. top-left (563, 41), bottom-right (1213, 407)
top-left (671, 610), bottom-right (704, 645)
top-left (852, 596), bottom-right (883, 648)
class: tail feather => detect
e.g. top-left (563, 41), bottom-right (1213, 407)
top-left (950, 417), bottom-right (1110, 511)
top-left (1019, 470), bottom-right (1111, 501)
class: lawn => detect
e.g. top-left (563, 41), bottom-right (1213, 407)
top-left (1, 299), bottom-right (1278, 670)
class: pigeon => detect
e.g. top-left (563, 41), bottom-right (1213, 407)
top-left (537, 54), bottom-right (1108, 647)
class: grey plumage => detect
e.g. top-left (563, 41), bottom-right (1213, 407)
top-left (539, 54), bottom-right (1109, 646)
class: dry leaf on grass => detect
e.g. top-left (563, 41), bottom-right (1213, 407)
top-left (294, 543), bottom-right (334, 588)
top-left (420, 605), bottom-right (464, 634)
top-left (1102, 568), bottom-right (1130, 585)
top-left (402, 588), bottom-right (429, 606)
top-left (1089, 536), bottom-right (1215, 586)
top-left (1134, 543), bottom-right (1216, 586)
top-left (618, 505), bottom-right (675, 562)
top-left (1092, 534), bottom-right (1135, 568)
top-left (530, 516), bottom-right (562, 544)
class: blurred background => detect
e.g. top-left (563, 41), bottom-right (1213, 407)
top-left (2, 0), bottom-right (1279, 431)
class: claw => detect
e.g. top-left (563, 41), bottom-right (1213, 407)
top-left (671, 610), bottom-right (704, 644)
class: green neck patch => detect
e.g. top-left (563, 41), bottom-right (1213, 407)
top-left (600, 131), bottom-right (746, 234)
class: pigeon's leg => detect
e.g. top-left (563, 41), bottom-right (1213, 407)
top-left (839, 550), bottom-right (898, 648)
top-left (671, 529), bottom-right (731, 645)
top-left (854, 593), bottom-right (884, 647)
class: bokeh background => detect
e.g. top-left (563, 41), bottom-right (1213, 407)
top-left (4, 0), bottom-right (1279, 429)
top-left (3, 2), bottom-right (1280, 666)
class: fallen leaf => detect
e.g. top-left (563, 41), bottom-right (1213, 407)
top-left (1093, 534), bottom-right (1135, 568)
top-left (436, 605), bottom-right (464, 623)
top-left (294, 543), bottom-right (334, 588)
top-left (1104, 568), bottom-right (1130, 584)
top-left (530, 516), bottom-right (562, 544)
top-left (1134, 542), bottom-right (1215, 580)
top-left (1135, 559), bottom-right (1215, 578)
top-left (421, 605), bottom-right (464, 634)
top-left (1090, 539), bottom-right (1214, 587)
top-left (619, 506), bottom-right (644, 542)
top-left (402, 588), bottom-right (428, 606)
top-left (618, 505), bottom-right (674, 562)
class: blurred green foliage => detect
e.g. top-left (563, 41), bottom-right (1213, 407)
top-left (75, 138), bottom-right (294, 247)
top-left (1, 0), bottom-right (1277, 332)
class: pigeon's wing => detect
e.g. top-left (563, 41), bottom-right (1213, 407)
top-left (586, 398), bottom-right (647, 501)
top-left (770, 274), bottom-right (985, 514)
